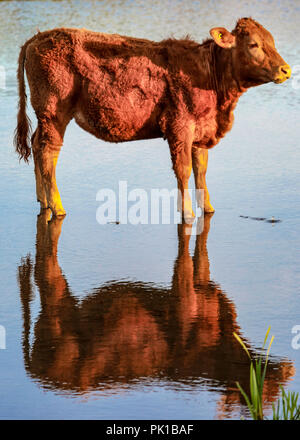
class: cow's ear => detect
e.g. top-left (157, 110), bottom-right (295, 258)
top-left (210, 27), bottom-right (236, 49)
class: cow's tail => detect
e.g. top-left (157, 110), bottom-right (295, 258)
top-left (14, 36), bottom-right (37, 163)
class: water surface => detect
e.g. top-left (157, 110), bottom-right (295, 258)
top-left (0, 0), bottom-right (299, 420)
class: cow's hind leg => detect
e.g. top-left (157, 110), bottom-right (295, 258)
top-left (34, 120), bottom-right (66, 217)
top-left (192, 147), bottom-right (215, 213)
top-left (32, 130), bottom-right (48, 210)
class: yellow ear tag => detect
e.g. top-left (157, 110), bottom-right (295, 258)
top-left (218, 33), bottom-right (222, 39)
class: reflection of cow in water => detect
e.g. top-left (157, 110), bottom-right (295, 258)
top-left (18, 212), bottom-right (294, 418)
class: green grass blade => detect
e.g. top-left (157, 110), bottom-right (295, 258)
top-left (236, 381), bottom-right (255, 419)
top-left (265, 335), bottom-right (274, 363)
top-left (250, 363), bottom-right (261, 419)
top-left (263, 326), bottom-right (271, 349)
top-left (256, 358), bottom-right (263, 394)
top-left (233, 332), bottom-right (251, 360)
top-left (234, 328), bottom-right (300, 420)
top-left (262, 335), bottom-right (274, 384)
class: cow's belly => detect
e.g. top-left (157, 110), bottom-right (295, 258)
top-left (75, 58), bottom-right (166, 142)
top-left (75, 95), bottom-right (162, 142)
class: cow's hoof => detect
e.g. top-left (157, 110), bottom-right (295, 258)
top-left (204, 205), bottom-right (215, 213)
top-left (38, 199), bottom-right (49, 210)
top-left (183, 210), bottom-right (196, 224)
top-left (183, 217), bottom-right (195, 224)
top-left (52, 209), bottom-right (66, 218)
top-left (38, 207), bottom-right (52, 221)
top-left (39, 206), bottom-right (50, 213)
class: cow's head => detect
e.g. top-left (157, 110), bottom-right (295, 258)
top-left (210, 18), bottom-right (291, 87)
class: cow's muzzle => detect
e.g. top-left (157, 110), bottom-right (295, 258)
top-left (273, 64), bottom-right (291, 83)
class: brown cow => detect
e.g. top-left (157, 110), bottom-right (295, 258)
top-left (14, 18), bottom-right (291, 217)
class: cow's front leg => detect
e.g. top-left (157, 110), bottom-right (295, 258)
top-left (168, 122), bottom-right (195, 222)
top-left (192, 147), bottom-right (215, 213)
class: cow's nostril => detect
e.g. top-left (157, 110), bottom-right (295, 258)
top-left (280, 64), bottom-right (291, 78)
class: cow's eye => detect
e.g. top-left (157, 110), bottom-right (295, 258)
top-left (249, 42), bottom-right (259, 48)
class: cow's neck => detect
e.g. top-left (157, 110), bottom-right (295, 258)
top-left (208, 42), bottom-right (246, 104)
top-left (203, 42), bottom-right (247, 140)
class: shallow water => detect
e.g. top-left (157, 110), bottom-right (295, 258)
top-left (0, 0), bottom-right (299, 420)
